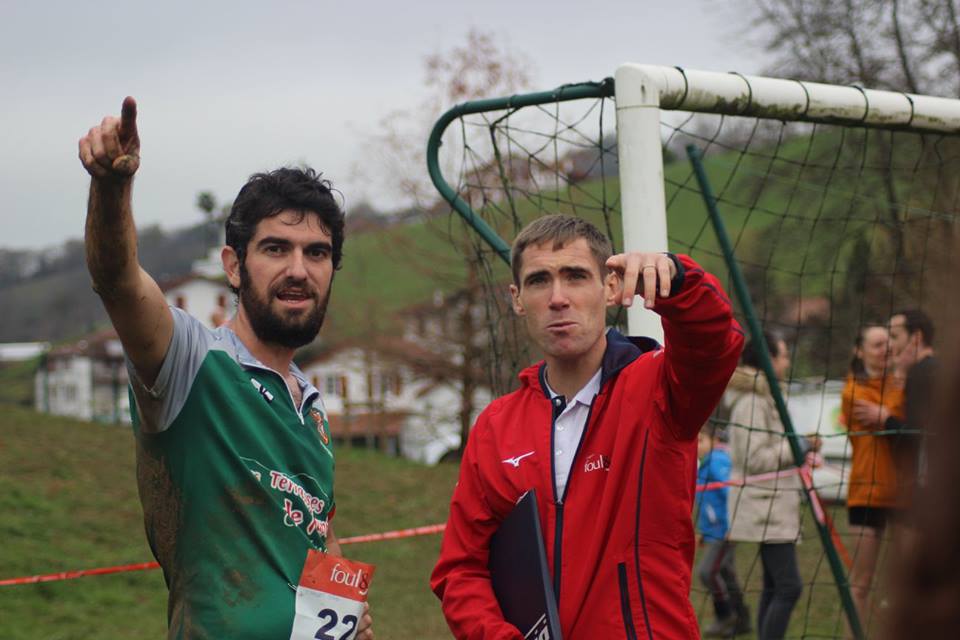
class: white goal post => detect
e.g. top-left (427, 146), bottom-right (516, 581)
top-left (614, 63), bottom-right (960, 339)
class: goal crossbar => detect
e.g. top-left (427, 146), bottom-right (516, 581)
top-left (616, 63), bottom-right (960, 133)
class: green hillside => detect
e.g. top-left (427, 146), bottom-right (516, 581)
top-left (324, 217), bottom-right (472, 340)
top-left (0, 358), bottom-right (39, 407)
top-left (424, 138), bottom-right (827, 279)
top-left (444, 130), bottom-right (944, 379)
top-left (319, 139), bottom-right (871, 374)
top-left (456, 129), bottom-right (926, 285)
top-left (0, 225), bottom-right (211, 344)
top-left (0, 404), bottom-right (459, 639)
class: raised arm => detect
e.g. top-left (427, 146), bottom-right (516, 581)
top-left (607, 252), bottom-right (744, 440)
top-left (79, 97), bottom-right (172, 387)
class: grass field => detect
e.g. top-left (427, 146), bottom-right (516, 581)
top-left (0, 358), bottom-right (38, 407)
top-left (1, 403), bottom-right (894, 639)
top-left (0, 404), bottom-right (459, 640)
top-left (690, 513), bottom-right (897, 640)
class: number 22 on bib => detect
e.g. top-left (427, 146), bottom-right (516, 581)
top-left (289, 550), bottom-right (375, 640)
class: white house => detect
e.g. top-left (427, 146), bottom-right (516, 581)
top-left (34, 328), bottom-right (129, 423)
top-left (401, 380), bottom-right (491, 465)
top-left (785, 378), bottom-right (849, 503)
top-left (34, 273), bottom-right (232, 423)
top-left (33, 264), bottom-right (500, 463)
top-left (0, 342), bottom-right (49, 362)
top-left (159, 273), bottom-right (233, 328)
top-left (299, 336), bottom-right (491, 463)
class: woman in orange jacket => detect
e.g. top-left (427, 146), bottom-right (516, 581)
top-left (841, 324), bottom-right (904, 629)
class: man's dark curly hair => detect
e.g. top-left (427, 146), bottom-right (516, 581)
top-left (225, 167), bottom-right (345, 280)
top-left (894, 308), bottom-right (935, 347)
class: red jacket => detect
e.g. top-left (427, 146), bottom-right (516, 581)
top-left (431, 255), bottom-right (744, 639)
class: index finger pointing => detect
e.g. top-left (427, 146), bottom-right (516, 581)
top-left (120, 96), bottom-right (138, 142)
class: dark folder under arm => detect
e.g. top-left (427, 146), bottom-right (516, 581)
top-left (488, 489), bottom-right (563, 640)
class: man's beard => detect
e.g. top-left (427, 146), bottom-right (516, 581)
top-left (238, 264), bottom-right (330, 349)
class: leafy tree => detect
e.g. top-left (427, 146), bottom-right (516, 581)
top-left (195, 191), bottom-right (217, 219)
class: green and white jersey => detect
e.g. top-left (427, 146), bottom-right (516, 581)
top-left (128, 307), bottom-right (335, 639)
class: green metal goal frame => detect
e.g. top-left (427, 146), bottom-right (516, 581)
top-left (426, 64), bottom-right (960, 639)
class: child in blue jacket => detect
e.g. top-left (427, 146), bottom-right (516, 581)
top-left (695, 424), bottom-right (751, 637)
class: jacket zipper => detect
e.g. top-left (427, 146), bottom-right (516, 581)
top-left (551, 392), bottom-right (599, 604)
top-left (618, 562), bottom-right (638, 640)
top-left (634, 430), bottom-right (654, 640)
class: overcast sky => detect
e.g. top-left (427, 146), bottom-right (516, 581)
top-left (1, 0), bottom-right (762, 250)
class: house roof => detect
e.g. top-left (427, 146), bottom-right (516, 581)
top-left (298, 335), bottom-right (443, 369)
top-left (327, 411), bottom-right (407, 437)
top-left (299, 333), bottom-right (489, 389)
top-left (158, 272), bottom-right (229, 292)
top-left (46, 326), bottom-right (122, 360)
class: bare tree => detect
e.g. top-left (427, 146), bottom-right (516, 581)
top-left (744, 0), bottom-right (960, 375)
top-left (355, 30), bottom-right (535, 458)
top-left (358, 28), bottom-right (533, 209)
top-left (750, 0), bottom-right (960, 96)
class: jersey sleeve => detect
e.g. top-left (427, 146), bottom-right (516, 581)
top-left (127, 306), bottom-right (216, 434)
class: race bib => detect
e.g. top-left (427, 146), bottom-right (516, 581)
top-left (289, 551), bottom-right (375, 640)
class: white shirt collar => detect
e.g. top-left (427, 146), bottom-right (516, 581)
top-left (546, 367), bottom-right (602, 407)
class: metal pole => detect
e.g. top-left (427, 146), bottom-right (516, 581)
top-left (686, 144), bottom-right (864, 640)
top-left (614, 65), bottom-right (669, 341)
top-left (616, 63), bottom-right (960, 134)
top-left (426, 81), bottom-right (614, 266)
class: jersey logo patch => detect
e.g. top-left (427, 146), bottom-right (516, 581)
top-left (310, 407), bottom-right (330, 445)
top-left (250, 378), bottom-right (274, 402)
top-left (584, 453), bottom-right (611, 473)
top-left (502, 451), bottom-right (535, 468)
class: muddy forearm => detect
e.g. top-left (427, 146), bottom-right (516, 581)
top-left (85, 177), bottom-right (140, 298)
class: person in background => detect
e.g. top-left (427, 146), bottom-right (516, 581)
top-left (840, 324), bottom-right (905, 629)
top-left (854, 309), bottom-right (937, 495)
top-left (725, 332), bottom-right (819, 640)
top-left (884, 317), bottom-right (959, 638)
top-left (695, 424), bottom-right (751, 637)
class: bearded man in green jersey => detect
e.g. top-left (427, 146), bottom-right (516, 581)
top-left (79, 97), bottom-right (374, 640)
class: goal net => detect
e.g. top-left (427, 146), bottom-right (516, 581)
top-left (427, 64), bottom-right (960, 638)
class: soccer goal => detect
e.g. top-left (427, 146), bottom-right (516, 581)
top-left (426, 63), bottom-right (960, 639)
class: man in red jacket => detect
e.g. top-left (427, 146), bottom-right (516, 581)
top-left (431, 215), bottom-right (744, 639)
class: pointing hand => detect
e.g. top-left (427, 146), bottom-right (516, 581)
top-left (78, 96), bottom-right (141, 179)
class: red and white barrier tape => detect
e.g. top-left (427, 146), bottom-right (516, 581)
top-left (696, 465), bottom-right (805, 493)
top-left (338, 523), bottom-right (445, 545)
top-left (0, 523), bottom-right (447, 587)
top-left (0, 561), bottom-right (161, 586)
top-left (697, 463), bottom-right (853, 568)
top-left (4, 464), bottom-right (851, 587)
